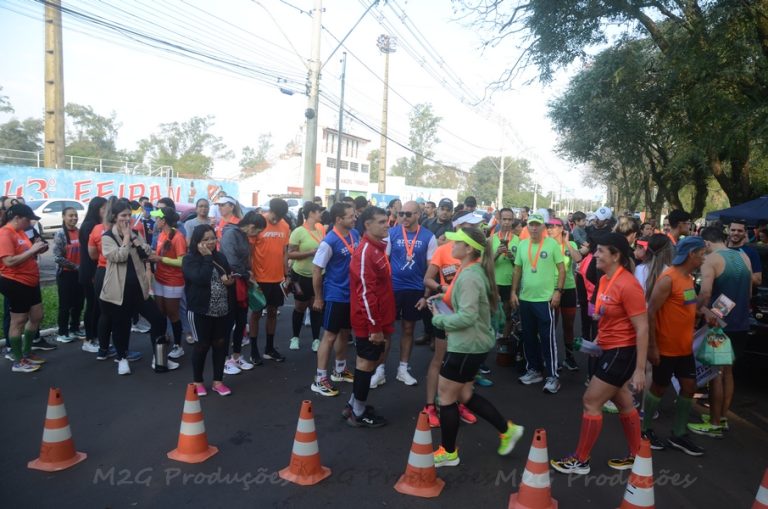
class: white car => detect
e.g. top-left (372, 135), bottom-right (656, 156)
top-left (26, 198), bottom-right (86, 236)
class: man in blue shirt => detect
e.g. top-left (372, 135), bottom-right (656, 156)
top-left (371, 200), bottom-right (437, 388)
top-left (310, 202), bottom-right (360, 397)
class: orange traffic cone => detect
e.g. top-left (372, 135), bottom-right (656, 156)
top-left (752, 468), bottom-right (768, 509)
top-left (508, 428), bottom-right (558, 509)
top-left (28, 387), bottom-right (87, 472)
top-left (167, 384), bottom-right (218, 463)
top-left (279, 400), bottom-right (331, 485)
top-left (394, 411), bottom-right (445, 498)
top-left (617, 438), bottom-right (654, 509)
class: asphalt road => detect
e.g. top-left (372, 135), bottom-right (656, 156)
top-left (1, 302), bottom-right (767, 509)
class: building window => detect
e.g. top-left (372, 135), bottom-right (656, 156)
top-left (361, 164), bottom-right (369, 173)
top-left (345, 139), bottom-right (350, 157)
top-left (340, 160), bottom-right (349, 170)
top-left (350, 162), bottom-right (359, 172)
top-left (327, 157), bottom-right (336, 168)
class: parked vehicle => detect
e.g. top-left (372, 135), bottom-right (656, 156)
top-left (26, 199), bottom-right (86, 236)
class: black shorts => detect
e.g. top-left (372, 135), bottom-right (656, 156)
top-left (395, 289), bottom-right (424, 322)
top-left (440, 351), bottom-right (488, 383)
top-left (560, 288), bottom-right (577, 308)
top-left (498, 285), bottom-right (512, 302)
top-left (652, 354), bottom-right (696, 387)
top-left (434, 327), bottom-right (446, 340)
top-left (323, 301), bottom-right (350, 333)
top-left (728, 330), bottom-right (749, 361)
top-left (595, 346), bottom-right (637, 388)
top-left (355, 337), bottom-right (385, 361)
top-left (257, 282), bottom-right (285, 308)
top-left (290, 270), bottom-right (315, 302)
top-left (0, 277), bottom-right (42, 313)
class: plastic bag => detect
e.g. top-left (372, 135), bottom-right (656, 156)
top-left (491, 301), bottom-right (506, 334)
top-left (248, 283), bottom-right (267, 313)
top-left (695, 327), bottom-right (734, 366)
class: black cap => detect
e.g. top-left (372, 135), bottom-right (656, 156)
top-left (595, 232), bottom-right (632, 260)
top-left (464, 196), bottom-right (477, 208)
top-left (438, 198), bottom-right (454, 210)
top-left (6, 204), bottom-right (40, 221)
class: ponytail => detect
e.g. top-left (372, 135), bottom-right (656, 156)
top-left (482, 237), bottom-right (499, 310)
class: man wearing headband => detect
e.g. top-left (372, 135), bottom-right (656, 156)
top-left (511, 213), bottom-right (566, 394)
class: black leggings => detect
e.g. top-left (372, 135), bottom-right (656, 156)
top-left (230, 304), bottom-right (248, 355)
top-left (82, 275), bottom-right (100, 340)
top-left (190, 311), bottom-right (229, 383)
top-left (99, 284), bottom-right (166, 359)
top-left (57, 270), bottom-right (84, 336)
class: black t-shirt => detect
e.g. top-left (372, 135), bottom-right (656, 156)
top-left (423, 217), bottom-right (453, 240)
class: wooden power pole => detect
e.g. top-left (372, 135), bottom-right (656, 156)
top-left (376, 34), bottom-right (396, 194)
top-left (44, 0), bottom-right (65, 169)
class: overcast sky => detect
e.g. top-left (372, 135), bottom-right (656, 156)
top-left (0, 0), bottom-right (603, 200)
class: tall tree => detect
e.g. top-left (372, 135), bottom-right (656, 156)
top-left (465, 156), bottom-right (535, 206)
top-left (408, 103), bottom-right (441, 182)
top-left (0, 118), bottom-right (43, 165)
top-left (65, 103), bottom-right (123, 161)
top-left (367, 149), bottom-right (380, 183)
top-left (240, 132), bottom-right (273, 176)
top-left (0, 86), bottom-right (13, 114)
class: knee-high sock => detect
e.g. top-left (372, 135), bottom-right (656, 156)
top-left (171, 320), bottom-right (182, 346)
top-left (575, 413), bottom-right (603, 462)
top-left (291, 310), bottom-right (303, 338)
top-left (641, 392), bottom-right (662, 431)
top-left (672, 397), bottom-right (694, 437)
top-left (310, 309), bottom-right (322, 339)
top-left (439, 403), bottom-right (460, 453)
top-left (620, 409), bottom-right (641, 457)
top-left (464, 393), bottom-right (507, 433)
top-left (22, 329), bottom-right (35, 356)
top-left (351, 368), bottom-right (373, 416)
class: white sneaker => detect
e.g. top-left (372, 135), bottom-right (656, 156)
top-left (241, 336), bottom-right (250, 346)
top-left (81, 341), bottom-right (99, 353)
top-left (311, 339), bottom-right (320, 352)
top-left (118, 359), bottom-right (131, 375)
top-left (224, 359), bottom-right (242, 375)
top-left (151, 357), bottom-right (180, 370)
top-left (130, 324), bottom-right (150, 333)
top-left (289, 337), bottom-right (300, 350)
top-left (56, 334), bottom-right (76, 344)
top-left (543, 377), bottom-right (561, 394)
top-left (168, 345), bottom-right (185, 359)
top-left (234, 356), bottom-right (254, 371)
top-left (396, 367), bottom-right (418, 386)
top-left (370, 368), bottom-right (386, 389)
top-left (518, 369), bottom-right (544, 385)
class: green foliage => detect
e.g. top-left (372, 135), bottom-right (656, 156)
top-left (0, 86), bottom-right (13, 114)
top-left (0, 118), bottom-right (43, 156)
top-left (240, 133), bottom-right (273, 169)
top-left (465, 156), bottom-right (538, 207)
top-left (367, 149), bottom-right (379, 183)
top-left (65, 103), bottom-right (124, 161)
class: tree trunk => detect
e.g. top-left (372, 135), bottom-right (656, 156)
top-left (690, 163), bottom-right (709, 219)
top-left (708, 143), bottom-right (753, 206)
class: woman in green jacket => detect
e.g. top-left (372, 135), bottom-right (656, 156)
top-left (429, 227), bottom-right (525, 467)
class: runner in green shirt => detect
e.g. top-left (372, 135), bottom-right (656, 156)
top-left (491, 208), bottom-right (519, 342)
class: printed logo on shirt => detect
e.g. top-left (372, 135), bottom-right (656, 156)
top-left (441, 265), bottom-right (458, 283)
top-left (683, 288), bottom-right (697, 305)
top-left (541, 251), bottom-right (548, 259)
top-left (262, 232), bottom-right (285, 239)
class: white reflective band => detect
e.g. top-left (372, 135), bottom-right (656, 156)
top-left (623, 484), bottom-right (655, 506)
top-left (292, 440), bottom-right (319, 456)
top-left (631, 457), bottom-right (653, 477)
top-left (46, 404), bottom-right (67, 420)
top-left (756, 485), bottom-right (768, 504)
top-left (180, 420), bottom-right (206, 436)
top-left (296, 418), bottom-right (315, 433)
top-left (408, 451), bottom-right (435, 469)
top-left (522, 470), bottom-right (551, 489)
top-left (42, 426), bottom-right (72, 443)
top-left (412, 429), bottom-right (432, 446)
top-left (183, 400), bottom-right (201, 414)
top-left (527, 446), bottom-right (549, 463)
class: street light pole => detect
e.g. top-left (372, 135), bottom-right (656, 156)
top-left (302, 0), bottom-right (322, 202)
top-left (377, 34), bottom-right (396, 194)
top-left (334, 52), bottom-right (347, 205)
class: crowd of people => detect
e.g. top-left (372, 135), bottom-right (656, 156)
top-left (0, 191), bottom-right (762, 473)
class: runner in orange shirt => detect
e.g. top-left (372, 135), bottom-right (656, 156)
top-left (214, 196), bottom-right (242, 239)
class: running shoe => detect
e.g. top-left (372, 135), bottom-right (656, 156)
top-left (543, 377), bottom-right (561, 394)
top-left (424, 404), bottom-right (440, 428)
top-left (71, 329), bottom-right (86, 339)
top-left (563, 356), bottom-right (579, 371)
top-left (124, 350), bottom-right (143, 362)
top-left (311, 339), bottom-right (320, 352)
top-left (551, 456), bottom-right (590, 475)
top-left (458, 403), bottom-right (477, 424)
top-left (341, 403), bottom-right (375, 420)
top-left (498, 421), bottom-right (525, 456)
top-left (31, 337), bottom-right (57, 351)
top-left (195, 384), bottom-right (208, 397)
top-left (168, 345), bottom-right (185, 359)
top-left (638, 408), bottom-right (660, 420)
top-left (478, 364), bottom-right (491, 375)
top-left (396, 367), bottom-right (418, 386)
top-left (96, 346), bottom-right (117, 361)
top-left (433, 446), bottom-right (460, 468)
top-left (241, 336), bottom-right (250, 346)
top-left (235, 357), bottom-right (254, 371)
top-left (3, 347), bottom-right (14, 361)
top-left (641, 429), bottom-right (666, 450)
top-left (151, 357), bottom-right (180, 371)
top-left (603, 400), bottom-right (619, 414)
top-left (263, 348), bottom-right (285, 362)
top-left (117, 358), bottom-right (131, 375)
top-left (667, 434), bottom-right (704, 456)
top-left (249, 354), bottom-right (263, 367)
top-left (607, 456), bottom-right (635, 471)
top-left (131, 324), bottom-right (150, 333)
top-left (686, 422), bottom-right (724, 438)
top-left (701, 414), bottom-right (729, 431)
top-left (289, 337), bottom-right (300, 350)
top-left (330, 369), bottom-right (354, 383)
top-left (211, 383), bottom-right (232, 396)
top-left (518, 369), bottom-right (543, 385)
top-left (224, 359), bottom-right (242, 375)
top-left (311, 377), bottom-right (339, 397)
top-left (12, 359), bottom-right (40, 373)
top-left (475, 374), bottom-right (494, 387)
top-left (56, 334), bottom-right (76, 344)
top-left (81, 341), bottom-right (100, 353)
top-left (370, 368), bottom-right (386, 388)
top-left (24, 353), bottom-right (46, 365)
top-left (346, 408), bottom-right (387, 428)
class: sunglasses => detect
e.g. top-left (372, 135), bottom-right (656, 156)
top-left (397, 211), bottom-right (414, 218)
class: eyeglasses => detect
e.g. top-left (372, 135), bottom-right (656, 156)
top-left (397, 211), bottom-right (414, 218)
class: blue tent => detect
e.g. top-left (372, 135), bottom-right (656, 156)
top-left (706, 195), bottom-right (768, 227)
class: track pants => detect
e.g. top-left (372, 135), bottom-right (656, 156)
top-left (519, 300), bottom-right (558, 379)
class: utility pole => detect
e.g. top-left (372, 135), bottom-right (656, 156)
top-left (334, 52), bottom-right (347, 204)
top-left (376, 34), bottom-right (396, 194)
top-left (532, 181), bottom-right (538, 211)
top-left (496, 151), bottom-right (505, 209)
top-left (44, 0), bottom-right (65, 169)
top-left (302, 0), bottom-right (322, 202)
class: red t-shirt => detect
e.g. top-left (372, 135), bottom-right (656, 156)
top-left (88, 224), bottom-right (107, 269)
top-left (63, 228), bottom-right (81, 269)
top-left (0, 224), bottom-right (39, 286)
top-left (155, 230), bottom-right (187, 287)
top-left (596, 268), bottom-right (647, 349)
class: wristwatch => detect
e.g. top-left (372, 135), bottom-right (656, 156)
top-left (555, 287), bottom-right (564, 293)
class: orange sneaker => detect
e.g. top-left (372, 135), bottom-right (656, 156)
top-left (458, 403), bottom-right (477, 424)
top-left (424, 404), bottom-right (440, 428)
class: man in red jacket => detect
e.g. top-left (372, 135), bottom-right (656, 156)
top-left (346, 206), bottom-right (394, 428)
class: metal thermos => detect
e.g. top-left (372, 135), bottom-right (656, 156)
top-left (154, 335), bottom-right (169, 373)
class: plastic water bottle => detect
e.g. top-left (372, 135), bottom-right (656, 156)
top-left (573, 337), bottom-right (603, 357)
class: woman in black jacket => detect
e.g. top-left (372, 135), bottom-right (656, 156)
top-left (78, 196), bottom-right (107, 353)
top-left (184, 224), bottom-right (236, 397)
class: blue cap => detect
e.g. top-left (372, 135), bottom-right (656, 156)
top-left (671, 236), bottom-right (706, 265)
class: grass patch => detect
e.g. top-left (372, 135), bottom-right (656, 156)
top-left (0, 285), bottom-right (60, 335)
